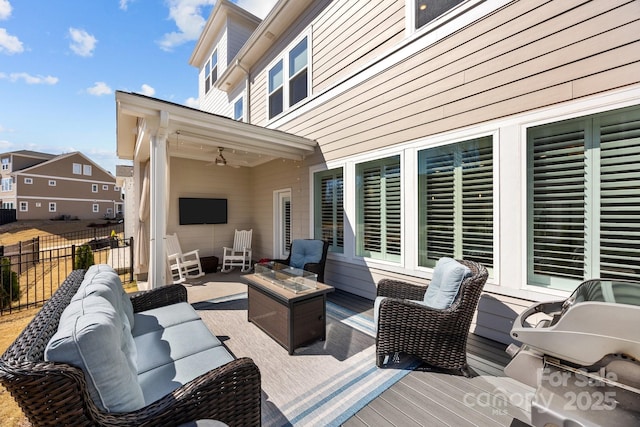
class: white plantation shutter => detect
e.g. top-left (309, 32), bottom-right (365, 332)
top-left (527, 106), bottom-right (640, 290)
top-left (418, 137), bottom-right (493, 269)
top-left (598, 111), bottom-right (640, 280)
top-left (357, 156), bottom-right (401, 261)
top-left (314, 169), bottom-right (344, 253)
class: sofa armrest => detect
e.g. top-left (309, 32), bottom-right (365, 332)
top-left (377, 278), bottom-right (427, 300)
top-left (129, 284), bottom-right (188, 313)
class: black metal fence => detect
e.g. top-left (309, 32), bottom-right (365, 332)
top-left (0, 227), bottom-right (134, 315)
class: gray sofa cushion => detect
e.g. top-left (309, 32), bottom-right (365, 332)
top-left (132, 301), bottom-right (201, 337)
top-left (134, 319), bottom-right (223, 375)
top-left (138, 345), bottom-right (235, 405)
top-left (81, 264), bottom-right (135, 328)
top-left (45, 295), bottom-right (145, 412)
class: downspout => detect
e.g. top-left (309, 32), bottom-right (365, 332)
top-left (236, 59), bottom-right (250, 124)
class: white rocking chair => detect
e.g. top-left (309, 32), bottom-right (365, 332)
top-left (221, 229), bottom-right (253, 272)
top-left (166, 233), bottom-right (205, 284)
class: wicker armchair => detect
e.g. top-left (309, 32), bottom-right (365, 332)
top-left (375, 259), bottom-right (488, 376)
top-left (272, 239), bottom-right (329, 283)
top-left (0, 269), bottom-right (261, 427)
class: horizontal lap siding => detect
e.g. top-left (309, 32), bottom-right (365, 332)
top-left (280, 0), bottom-right (640, 161)
top-left (312, 0), bottom-right (405, 93)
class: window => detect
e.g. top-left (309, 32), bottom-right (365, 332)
top-left (527, 106), bottom-right (640, 290)
top-left (234, 97), bottom-right (243, 121)
top-left (35, 202), bottom-right (41, 208)
top-left (114, 186), bottom-right (120, 191)
top-left (83, 165), bottom-right (92, 176)
top-left (93, 204), bottom-right (99, 213)
top-left (49, 180), bottom-right (56, 186)
top-left (204, 50), bottom-right (218, 94)
top-left (19, 201), bottom-right (27, 212)
top-left (49, 202), bottom-right (56, 212)
top-left (102, 185), bottom-right (109, 190)
top-left (356, 156), bottom-right (401, 261)
top-left (418, 137), bottom-right (494, 269)
top-left (268, 36), bottom-right (309, 119)
top-left (24, 177), bottom-right (33, 184)
top-left (314, 168), bottom-right (344, 253)
top-left (289, 37), bottom-right (308, 107)
top-left (2, 178), bottom-right (12, 191)
top-left (2, 202), bottom-right (13, 209)
top-left (1, 158), bottom-right (9, 171)
top-left (92, 184), bottom-right (98, 193)
top-left (73, 163), bottom-right (82, 174)
top-left (268, 60), bottom-right (284, 119)
top-left (415, 0), bottom-right (466, 29)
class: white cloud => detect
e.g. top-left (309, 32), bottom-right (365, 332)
top-left (0, 72), bottom-right (58, 84)
top-left (0, 28), bottom-right (23, 54)
top-left (235, 0), bottom-right (278, 19)
top-left (69, 27), bottom-right (97, 57)
top-left (184, 96), bottom-right (199, 108)
top-left (119, 0), bottom-right (131, 11)
top-left (157, 0), bottom-right (215, 51)
top-left (87, 81), bottom-right (112, 96)
top-left (140, 84), bottom-right (155, 96)
top-left (0, 0), bottom-right (12, 20)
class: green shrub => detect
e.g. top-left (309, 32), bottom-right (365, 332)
top-left (75, 244), bottom-right (95, 270)
top-left (0, 257), bottom-right (20, 309)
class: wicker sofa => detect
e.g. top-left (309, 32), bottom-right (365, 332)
top-left (0, 267), bottom-right (261, 427)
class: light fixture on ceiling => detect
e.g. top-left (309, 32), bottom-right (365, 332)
top-left (215, 147), bottom-right (227, 166)
top-left (419, 3), bottom-right (427, 11)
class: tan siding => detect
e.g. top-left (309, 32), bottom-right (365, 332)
top-left (312, 0), bottom-right (405, 93)
top-left (276, 0), bottom-right (640, 162)
top-left (168, 157), bottom-right (253, 260)
top-left (250, 157), bottom-right (312, 259)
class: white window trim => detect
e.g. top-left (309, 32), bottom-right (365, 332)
top-left (405, 0), bottom-right (490, 38)
top-left (93, 204), bottom-right (99, 213)
top-left (48, 180), bottom-right (56, 186)
top-left (83, 165), bottom-right (92, 176)
top-left (24, 177), bottom-right (33, 184)
top-left (73, 163), bottom-right (82, 175)
top-left (49, 202), bottom-right (56, 212)
top-left (92, 184), bottom-right (98, 193)
top-left (19, 201), bottom-right (28, 212)
top-left (102, 185), bottom-right (109, 190)
top-left (266, 31), bottom-right (312, 122)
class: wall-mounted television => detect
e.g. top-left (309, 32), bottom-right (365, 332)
top-left (179, 197), bottom-right (227, 225)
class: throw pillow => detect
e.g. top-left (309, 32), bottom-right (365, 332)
top-left (423, 257), bottom-right (471, 309)
top-left (45, 295), bottom-right (145, 413)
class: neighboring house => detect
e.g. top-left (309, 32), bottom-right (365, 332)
top-left (116, 0), bottom-right (640, 343)
top-left (0, 150), bottom-right (123, 220)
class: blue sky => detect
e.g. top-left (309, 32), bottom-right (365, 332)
top-left (0, 0), bottom-right (277, 175)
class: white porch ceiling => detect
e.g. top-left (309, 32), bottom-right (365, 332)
top-left (115, 91), bottom-right (317, 167)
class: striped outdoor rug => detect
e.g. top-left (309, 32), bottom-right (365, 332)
top-left (194, 293), bottom-right (419, 426)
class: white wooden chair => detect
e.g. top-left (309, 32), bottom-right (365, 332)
top-left (221, 229), bottom-right (253, 272)
top-left (166, 233), bottom-right (205, 283)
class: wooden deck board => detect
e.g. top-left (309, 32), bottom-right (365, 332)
top-left (328, 290), bottom-right (533, 427)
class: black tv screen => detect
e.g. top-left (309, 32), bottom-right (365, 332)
top-left (179, 198), bottom-right (227, 225)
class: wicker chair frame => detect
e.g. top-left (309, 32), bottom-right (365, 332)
top-left (375, 260), bottom-right (488, 376)
top-left (0, 269), bottom-right (261, 427)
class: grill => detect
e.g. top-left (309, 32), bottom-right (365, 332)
top-left (505, 279), bottom-right (640, 427)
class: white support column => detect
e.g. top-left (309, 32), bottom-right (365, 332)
top-left (148, 114), bottom-right (169, 288)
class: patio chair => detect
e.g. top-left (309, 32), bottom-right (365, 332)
top-left (375, 258), bottom-right (488, 376)
top-left (166, 233), bottom-right (205, 283)
top-left (272, 239), bottom-right (329, 282)
top-left (221, 229), bottom-right (253, 272)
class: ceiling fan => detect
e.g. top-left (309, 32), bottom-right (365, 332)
top-left (205, 147), bottom-right (241, 168)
